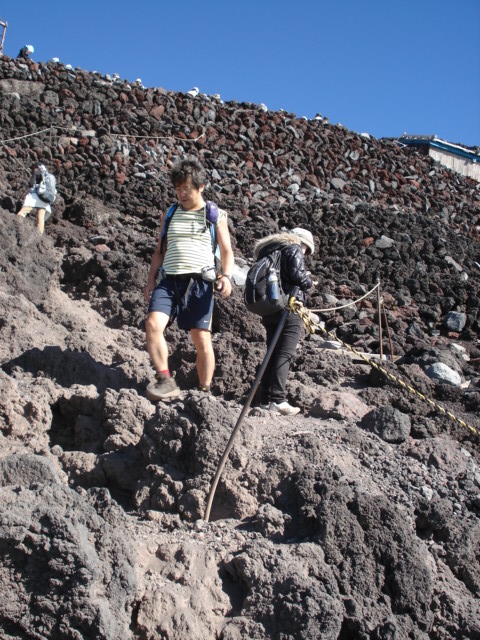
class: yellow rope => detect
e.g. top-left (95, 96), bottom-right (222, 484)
top-left (288, 298), bottom-right (479, 438)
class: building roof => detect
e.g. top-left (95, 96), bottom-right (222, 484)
top-left (398, 135), bottom-right (480, 162)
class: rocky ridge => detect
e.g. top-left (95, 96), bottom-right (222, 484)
top-left (0, 55), bottom-right (479, 639)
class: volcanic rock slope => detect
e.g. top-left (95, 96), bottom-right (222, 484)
top-left (0, 56), bottom-right (479, 640)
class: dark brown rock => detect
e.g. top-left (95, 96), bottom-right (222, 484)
top-left (0, 56), bottom-right (479, 640)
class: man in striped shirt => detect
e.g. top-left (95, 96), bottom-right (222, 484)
top-left (144, 158), bottom-right (234, 401)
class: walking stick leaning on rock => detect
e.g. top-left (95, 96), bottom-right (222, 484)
top-left (203, 288), bottom-right (299, 523)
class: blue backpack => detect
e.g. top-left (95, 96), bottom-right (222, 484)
top-left (160, 200), bottom-right (220, 260)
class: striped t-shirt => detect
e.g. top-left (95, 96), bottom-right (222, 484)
top-left (162, 205), bottom-right (227, 275)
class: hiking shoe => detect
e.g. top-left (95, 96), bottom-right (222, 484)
top-left (270, 401), bottom-right (300, 416)
top-left (146, 374), bottom-right (180, 401)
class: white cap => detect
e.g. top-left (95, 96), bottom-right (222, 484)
top-left (26, 45), bottom-right (34, 53)
top-left (291, 227), bottom-right (315, 255)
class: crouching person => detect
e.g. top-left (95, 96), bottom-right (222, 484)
top-left (17, 163), bottom-right (56, 234)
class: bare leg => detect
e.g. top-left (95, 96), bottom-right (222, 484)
top-left (17, 206), bottom-right (32, 218)
top-left (36, 208), bottom-right (46, 234)
top-left (190, 328), bottom-right (215, 387)
top-left (145, 311), bottom-right (170, 373)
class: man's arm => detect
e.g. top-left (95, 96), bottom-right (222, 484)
top-left (215, 219), bottom-right (234, 298)
top-left (144, 212), bottom-right (167, 303)
top-left (29, 169), bottom-right (41, 188)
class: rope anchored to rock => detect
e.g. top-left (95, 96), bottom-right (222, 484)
top-left (204, 292), bottom-right (477, 523)
top-left (289, 299), bottom-right (479, 438)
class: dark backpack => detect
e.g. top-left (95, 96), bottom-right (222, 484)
top-left (37, 171), bottom-right (57, 204)
top-left (244, 248), bottom-right (289, 316)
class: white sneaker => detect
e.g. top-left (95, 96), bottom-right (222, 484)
top-left (259, 403), bottom-right (270, 410)
top-left (270, 401), bottom-right (300, 416)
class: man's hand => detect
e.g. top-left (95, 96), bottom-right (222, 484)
top-left (215, 275), bottom-right (232, 298)
top-left (144, 283), bottom-right (154, 303)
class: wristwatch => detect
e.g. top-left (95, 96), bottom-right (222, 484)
top-left (222, 274), bottom-right (233, 283)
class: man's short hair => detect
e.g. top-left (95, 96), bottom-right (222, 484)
top-left (170, 157), bottom-right (206, 190)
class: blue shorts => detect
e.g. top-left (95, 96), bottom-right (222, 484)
top-left (147, 275), bottom-right (214, 331)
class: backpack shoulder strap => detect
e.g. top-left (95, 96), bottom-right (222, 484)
top-left (205, 201), bottom-right (219, 224)
top-left (160, 201), bottom-right (220, 255)
top-left (159, 204), bottom-right (177, 253)
top-left (205, 201), bottom-right (219, 254)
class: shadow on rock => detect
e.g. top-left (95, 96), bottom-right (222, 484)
top-left (0, 454), bottom-right (137, 640)
top-left (2, 345), bottom-right (139, 393)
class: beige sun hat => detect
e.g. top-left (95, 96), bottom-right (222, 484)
top-left (291, 227), bottom-right (315, 255)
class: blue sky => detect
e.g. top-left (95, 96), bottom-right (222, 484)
top-left (1, 0), bottom-right (479, 147)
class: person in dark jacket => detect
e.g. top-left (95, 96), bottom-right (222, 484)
top-left (255, 227), bottom-right (315, 415)
top-left (17, 44), bottom-right (34, 60)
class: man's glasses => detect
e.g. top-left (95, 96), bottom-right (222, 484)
top-left (175, 184), bottom-right (194, 194)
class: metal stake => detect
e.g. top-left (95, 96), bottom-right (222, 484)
top-left (376, 276), bottom-right (383, 361)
